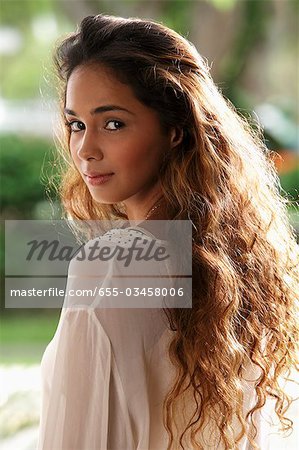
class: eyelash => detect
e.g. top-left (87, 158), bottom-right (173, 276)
top-left (64, 121), bottom-right (84, 133)
top-left (64, 120), bottom-right (125, 133)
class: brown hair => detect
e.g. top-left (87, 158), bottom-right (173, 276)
top-left (53, 14), bottom-right (299, 449)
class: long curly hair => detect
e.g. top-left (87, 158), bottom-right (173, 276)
top-left (53, 14), bottom-right (299, 449)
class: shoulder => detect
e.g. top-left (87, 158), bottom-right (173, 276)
top-left (95, 226), bottom-right (154, 247)
top-left (65, 225), bottom-right (175, 309)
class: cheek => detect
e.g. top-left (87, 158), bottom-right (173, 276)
top-left (119, 135), bottom-right (166, 170)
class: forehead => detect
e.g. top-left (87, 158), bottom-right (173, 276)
top-left (66, 64), bottom-right (139, 108)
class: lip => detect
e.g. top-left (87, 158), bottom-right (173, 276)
top-left (84, 172), bottom-right (114, 186)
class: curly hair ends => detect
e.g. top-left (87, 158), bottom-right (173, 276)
top-left (52, 14), bottom-right (299, 449)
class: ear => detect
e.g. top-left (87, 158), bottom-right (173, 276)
top-left (169, 127), bottom-right (183, 149)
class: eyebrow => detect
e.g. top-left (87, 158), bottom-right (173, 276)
top-left (64, 105), bottom-right (135, 116)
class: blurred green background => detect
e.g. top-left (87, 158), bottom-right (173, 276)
top-left (0, 0), bottom-right (298, 448)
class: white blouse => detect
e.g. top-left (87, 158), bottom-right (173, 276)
top-left (37, 225), bottom-right (276, 450)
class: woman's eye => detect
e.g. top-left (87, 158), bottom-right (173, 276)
top-left (104, 120), bottom-right (124, 131)
top-left (66, 121), bottom-right (85, 133)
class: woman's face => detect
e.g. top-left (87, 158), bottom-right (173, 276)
top-left (65, 64), bottom-right (175, 212)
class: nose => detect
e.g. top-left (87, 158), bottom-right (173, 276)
top-left (75, 128), bottom-right (103, 161)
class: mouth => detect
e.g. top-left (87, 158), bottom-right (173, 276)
top-left (84, 172), bottom-right (114, 186)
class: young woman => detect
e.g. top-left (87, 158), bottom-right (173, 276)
top-left (37, 14), bottom-right (299, 450)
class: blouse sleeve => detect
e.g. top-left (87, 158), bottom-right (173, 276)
top-left (37, 307), bottom-right (114, 450)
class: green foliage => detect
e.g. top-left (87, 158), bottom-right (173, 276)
top-left (280, 168), bottom-right (299, 202)
top-left (0, 313), bottom-right (59, 344)
top-left (220, 0), bottom-right (271, 105)
top-left (0, 25), bottom-right (57, 99)
top-left (1, 45), bottom-right (51, 100)
top-left (160, 0), bottom-right (192, 36)
top-left (0, 134), bottom-right (58, 218)
top-left (0, 312), bottom-right (60, 364)
top-left (207, 0), bottom-right (237, 11)
top-left (0, 1), bottom-right (65, 100)
top-left (0, 0), bottom-right (54, 27)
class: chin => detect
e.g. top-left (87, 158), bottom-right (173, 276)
top-left (89, 194), bottom-right (120, 205)
top-left (93, 198), bottom-right (115, 205)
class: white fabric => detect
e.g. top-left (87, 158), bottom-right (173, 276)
top-left (37, 226), bottom-right (277, 450)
